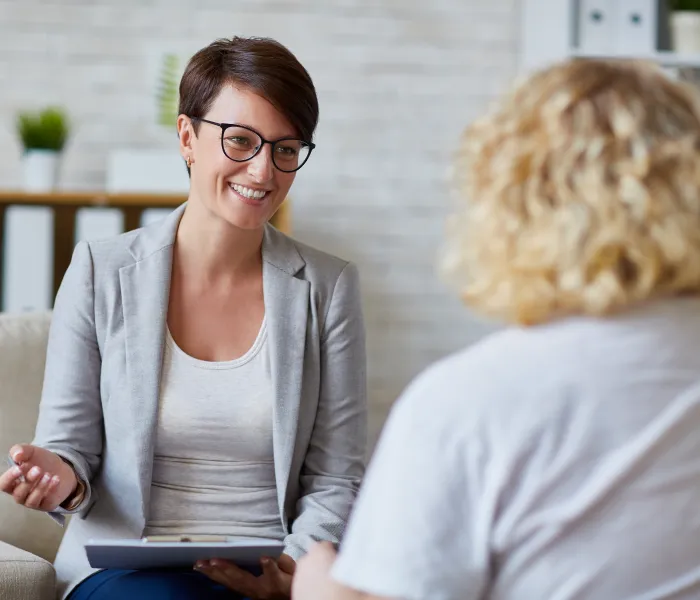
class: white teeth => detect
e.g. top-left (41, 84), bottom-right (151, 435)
top-left (231, 183), bottom-right (267, 199)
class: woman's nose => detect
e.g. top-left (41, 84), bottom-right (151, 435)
top-left (247, 145), bottom-right (275, 183)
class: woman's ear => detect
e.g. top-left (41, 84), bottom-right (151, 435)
top-left (177, 115), bottom-right (196, 177)
top-left (177, 114), bottom-right (195, 161)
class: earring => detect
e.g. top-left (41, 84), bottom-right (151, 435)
top-left (186, 156), bottom-right (192, 168)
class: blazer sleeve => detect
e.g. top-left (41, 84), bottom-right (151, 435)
top-left (32, 240), bottom-right (104, 523)
top-left (284, 262), bottom-right (368, 560)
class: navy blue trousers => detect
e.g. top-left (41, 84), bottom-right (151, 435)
top-left (66, 568), bottom-right (249, 599)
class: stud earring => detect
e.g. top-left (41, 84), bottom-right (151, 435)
top-left (186, 156), bottom-right (192, 168)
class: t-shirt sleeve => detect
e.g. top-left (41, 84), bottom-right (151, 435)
top-left (330, 367), bottom-right (491, 600)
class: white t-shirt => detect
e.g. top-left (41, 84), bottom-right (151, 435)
top-left (333, 297), bottom-right (700, 600)
top-left (144, 318), bottom-right (285, 541)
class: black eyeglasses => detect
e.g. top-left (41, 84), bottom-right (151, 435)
top-left (190, 117), bottom-right (315, 173)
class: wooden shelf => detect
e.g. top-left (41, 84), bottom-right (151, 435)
top-left (571, 49), bottom-right (700, 69)
top-left (0, 190), bottom-right (186, 207)
top-left (0, 190), bottom-right (291, 310)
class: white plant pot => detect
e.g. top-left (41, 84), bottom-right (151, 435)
top-left (22, 149), bottom-right (60, 192)
top-left (671, 12), bottom-right (700, 54)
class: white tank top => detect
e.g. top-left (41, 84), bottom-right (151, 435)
top-left (143, 317), bottom-right (285, 541)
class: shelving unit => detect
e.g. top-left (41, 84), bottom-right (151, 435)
top-left (521, 1), bottom-right (700, 73)
top-left (0, 192), bottom-right (291, 312)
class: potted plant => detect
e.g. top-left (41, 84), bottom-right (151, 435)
top-left (670, 0), bottom-right (700, 53)
top-left (16, 107), bottom-right (69, 192)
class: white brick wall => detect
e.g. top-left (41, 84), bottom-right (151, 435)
top-left (0, 0), bottom-right (519, 448)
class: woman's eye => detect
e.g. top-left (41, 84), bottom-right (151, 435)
top-left (276, 145), bottom-right (298, 156)
top-left (226, 136), bottom-right (252, 147)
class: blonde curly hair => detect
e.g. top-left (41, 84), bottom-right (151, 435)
top-left (443, 59), bottom-right (700, 325)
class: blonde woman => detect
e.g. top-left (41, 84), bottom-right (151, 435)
top-left (293, 59), bottom-right (700, 599)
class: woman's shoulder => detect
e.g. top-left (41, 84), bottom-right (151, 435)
top-left (77, 208), bottom-right (182, 271)
top-left (264, 225), bottom-right (356, 285)
top-left (64, 228), bottom-right (143, 281)
top-left (404, 328), bottom-right (538, 399)
top-left (82, 228), bottom-right (143, 263)
top-left (393, 322), bottom-right (588, 427)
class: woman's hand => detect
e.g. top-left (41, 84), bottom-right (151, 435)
top-left (0, 444), bottom-right (78, 511)
top-left (195, 553), bottom-right (295, 599)
top-left (293, 542), bottom-right (354, 600)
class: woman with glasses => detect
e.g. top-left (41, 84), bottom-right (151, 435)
top-left (0, 37), bottom-right (366, 600)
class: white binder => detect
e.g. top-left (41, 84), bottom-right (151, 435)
top-left (615, 0), bottom-right (657, 54)
top-left (577, 0), bottom-right (617, 53)
top-left (576, 0), bottom-right (659, 55)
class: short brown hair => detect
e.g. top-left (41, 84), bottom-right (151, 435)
top-left (443, 59), bottom-right (700, 325)
top-left (179, 37), bottom-right (319, 141)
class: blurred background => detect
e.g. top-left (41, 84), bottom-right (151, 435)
top-left (0, 0), bottom-right (692, 448)
top-left (0, 0), bottom-right (519, 448)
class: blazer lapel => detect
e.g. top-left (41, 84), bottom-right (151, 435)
top-left (263, 225), bottom-right (309, 524)
top-left (118, 205), bottom-right (184, 522)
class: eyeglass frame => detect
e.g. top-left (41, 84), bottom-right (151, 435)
top-left (189, 117), bottom-right (316, 173)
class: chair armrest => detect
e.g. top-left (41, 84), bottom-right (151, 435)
top-left (0, 540), bottom-right (55, 600)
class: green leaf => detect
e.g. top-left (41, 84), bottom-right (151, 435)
top-left (156, 53), bottom-right (180, 129)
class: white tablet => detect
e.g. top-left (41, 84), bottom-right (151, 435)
top-left (85, 536), bottom-right (284, 570)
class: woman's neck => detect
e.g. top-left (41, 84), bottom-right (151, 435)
top-left (173, 202), bottom-right (263, 285)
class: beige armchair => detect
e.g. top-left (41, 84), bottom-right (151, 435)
top-left (0, 312), bottom-right (63, 600)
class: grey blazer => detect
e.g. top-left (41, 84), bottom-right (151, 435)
top-left (32, 204), bottom-right (367, 598)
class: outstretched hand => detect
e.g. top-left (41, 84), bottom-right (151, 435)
top-left (0, 444), bottom-right (77, 511)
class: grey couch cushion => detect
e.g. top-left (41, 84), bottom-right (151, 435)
top-left (0, 312), bottom-right (64, 562)
top-left (0, 540), bottom-right (55, 600)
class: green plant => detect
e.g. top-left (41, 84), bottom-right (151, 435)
top-left (671, 0), bottom-right (700, 11)
top-left (16, 107), bottom-right (69, 152)
top-left (156, 53), bottom-right (180, 128)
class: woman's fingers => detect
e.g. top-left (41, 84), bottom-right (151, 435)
top-left (2, 447), bottom-right (74, 511)
top-left (196, 560), bottom-right (260, 597)
top-left (9, 443), bottom-right (34, 464)
top-left (12, 480), bottom-right (34, 504)
top-left (0, 462), bottom-right (28, 493)
top-left (24, 473), bottom-right (51, 509)
top-left (11, 464), bottom-right (45, 505)
top-left (277, 553), bottom-right (296, 575)
top-left (25, 473), bottom-right (60, 510)
top-left (25, 465), bottom-right (44, 484)
top-left (1, 461), bottom-right (62, 510)
top-left (261, 556), bottom-right (293, 596)
top-left (40, 476), bottom-right (62, 511)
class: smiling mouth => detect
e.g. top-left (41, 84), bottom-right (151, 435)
top-left (229, 183), bottom-right (271, 202)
